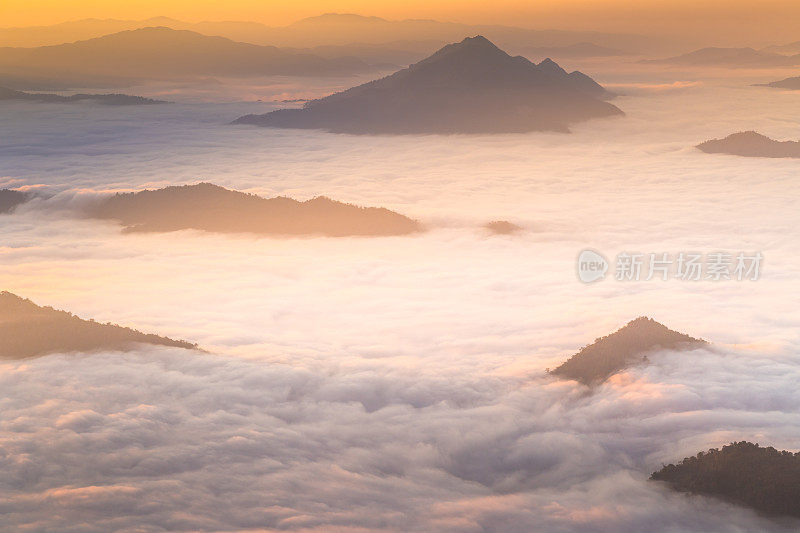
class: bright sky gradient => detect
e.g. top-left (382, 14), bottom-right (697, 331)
top-left (2, 0), bottom-right (799, 43)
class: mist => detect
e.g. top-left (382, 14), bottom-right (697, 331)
top-left (1, 53), bottom-right (800, 531)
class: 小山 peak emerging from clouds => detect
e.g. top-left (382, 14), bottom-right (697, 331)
top-left (0, 291), bottom-right (197, 359)
top-left (233, 35), bottom-right (623, 134)
top-left (85, 183), bottom-right (422, 237)
top-left (697, 131), bottom-right (800, 158)
top-left (550, 317), bottom-right (706, 385)
top-left (651, 442), bottom-right (800, 519)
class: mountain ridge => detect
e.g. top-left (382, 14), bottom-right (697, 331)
top-left (550, 317), bottom-right (706, 385)
top-left (234, 35), bottom-right (622, 134)
top-left (0, 26), bottom-right (375, 82)
top-left (85, 182), bottom-right (422, 237)
top-left (0, 291), bottom-right (197, 359)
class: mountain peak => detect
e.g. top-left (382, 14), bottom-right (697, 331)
top-left (459, 35), bottom-right (496, 47)
top-left (551, 317), bottom-right (706, 385)
top-left (417, 34), bottom-right (509, 66)
top-left (234, 35), bottom-right (622, 134)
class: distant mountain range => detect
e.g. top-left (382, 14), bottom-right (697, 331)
top-left (0, 86), bottom-right (166, 104)
top-left (697, 131), bottom-right (800, 158)
top-left (85, 183), bottom-right (421, 237)
top-left (645, 47), bottom-right (800, 67)
top-left (758, 75), bottom-right (800, 90)
top-left (0, 291), bottom-right (196, 359)
top-left (652, 442), bottom-right (800, 519)
top-left (517, 42), bottom-right (627, 59)
top-left (0, 27), bottom-right (374, 84)
top-left (762, 40), bottom-right (800, 55)
top-left (0, 14), bottom-right (648, 53)
top-left (550, 317), bottom-right (706, 385)
top-left (234, 36), bottom-right (623, 134)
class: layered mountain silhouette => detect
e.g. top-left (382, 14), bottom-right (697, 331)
top-left (518, 42), bottom-right (626, 59)
top-left (85, 183), bottom-right (421, 236)
top-left (646, 47), bottom-right (800, 67)
top-left (0, 189), bottom-right (29, 213)
top-left (762, 41), bottom-right (800, 55)
top-left (0, 291), bottom-right (196, 359)
top-left (697, 131), bottom-right (800, 158)
top-left (0, 14), bottom-right (647, 52)
top-left (234, 36), bottom-right (623, 134)
top-left (758, 76), bottom-right (800, 90)
top-left (651, 442), bottom-right (800, 519)
top-left (0, 27), bottom-right (373, 82)
top-left (550, 317), bottom-right (706, 385)
top-left (286, 40), bottom-right (443, 68)
top-left (0, 86), bottom-right (166, 105)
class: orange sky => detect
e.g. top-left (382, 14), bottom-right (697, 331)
top-left (2, 0), bottom-right (798, 43)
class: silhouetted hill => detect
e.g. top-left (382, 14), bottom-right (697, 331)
top-left (0, 27), bottom-right (373, 81)
top-left (651, 442), bottom-right (800, 519)
top-left (697, 131), bottom-right (800, 158)
top-left (0, 291), bottom-right (196, 359)
top-left (86, 183), bottom-right (421, 237)
top-left (0, 86), bottom-right (166, 104)
top-left (645, 47), bottom-right (800, 67)
top-left (0, 189), bottom-right (29, 213)
top-left (234, 36), bottom-right (623, 134)
top-left (758, 76), bottom-right (800, 90)
top-left (550, 317), bottom-right (706, 385)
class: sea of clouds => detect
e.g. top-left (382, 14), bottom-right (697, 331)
top-left (0, 76), bottom-right (799, 531)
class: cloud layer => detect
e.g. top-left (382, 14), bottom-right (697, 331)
top-left (1, 74), bottom-right (799, 531)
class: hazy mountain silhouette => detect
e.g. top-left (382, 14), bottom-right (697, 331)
top-left (484, 220), bottom-right (522, 234)
top-left (0, 86), bottom-right (166, 105)
top-left (758, 75), bottom-right (800, 90)
top-left (651, 442), bottom-right (800, 519)
top-left (0, 27), bottom-right (374, 82)
top-left (518, 42), bottom-right (627, 59)
top-left (86, 183), bottom-right (421, 237)
top-left (697, 131), bottom-right (800, 158)
top-left (0, 14), bottom-right (648, 53)
top-left (646, 47), bottom-right (800, 67)
top-left (277, 14), bottom-right (648, 51)
top-left (286, 40), bottom-right (445, 67)
top-left (0, 291), bottom-right (196, 359)
top-left (234, 36), bottom-right (623, 134)
top-left (762, 41), bottom-right (800, 55)
top-left (0, 17), bottom-right (187, 47)
top-left (550, 317), bottom-right (706, 385)
top-left (0, 189), bottom-right (29, 213)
